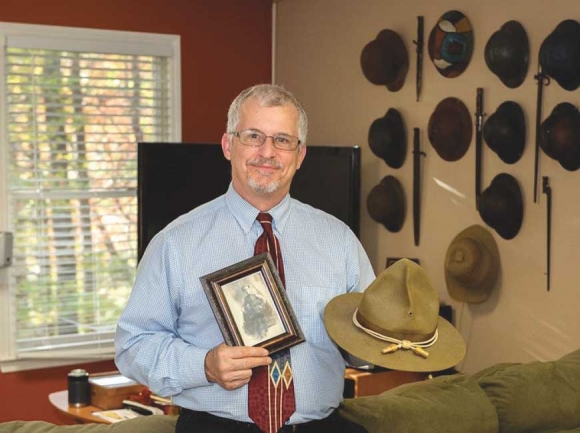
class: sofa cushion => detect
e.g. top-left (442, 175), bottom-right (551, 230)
top-left (339, 373), bottom-right (499, 433)
top-left (0, 415), bottom-right (177, 433)
top-left (475, 349), bottom-right (580, 433)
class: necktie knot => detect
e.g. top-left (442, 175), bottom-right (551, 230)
top-left (257, 212), bottom-right (273, 224)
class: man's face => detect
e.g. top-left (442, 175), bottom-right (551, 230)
top-left (221, 97), bottom-right (306, 208)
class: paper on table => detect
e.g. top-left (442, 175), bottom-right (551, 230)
top-left (92, 409), bottom-right (141, 423)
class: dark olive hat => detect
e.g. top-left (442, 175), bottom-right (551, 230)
top-left (539, 20), bottom-right (580, 91)
top-left (367, 175), bottom-right (406, 233)
top-left (485, 21), bottom-right (529, 88)
top-left (368, 108), bottom-right (407, 168)
top-left (540, 102), bottom-right (580, 171)
top-left (361, 29), bottom-right (409, 92)
top-left (428, 10), bottom-right (474, 78)
top-left (483, 101), bottom-right (526, 164)
top-left (478, 173), bottom-right (523, 240)
top-left (428, 97), bottom-right (473, 162)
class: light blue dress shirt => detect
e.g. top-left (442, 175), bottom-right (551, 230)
top-left (115, 184), bottom-right (375, 424)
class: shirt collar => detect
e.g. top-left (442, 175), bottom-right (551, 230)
top-left (225, 183), bottom-right (291, 234)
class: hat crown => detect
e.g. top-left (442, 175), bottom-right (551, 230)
top-left (445, 225), bottom-right (500, 303)
top-left (445, 238), bottom-right (494, 287)
top-left (357, 259), bottom-right (438, 341)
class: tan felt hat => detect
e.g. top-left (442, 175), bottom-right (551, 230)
top-left (324, 259), bottom-right (465, 372)
top-left (445, 225), bottom-right (500, 304)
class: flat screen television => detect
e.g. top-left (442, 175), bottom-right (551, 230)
top-left (137, 142), bottom-right (361, 261)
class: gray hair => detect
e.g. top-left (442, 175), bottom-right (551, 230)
top-left (226, 83), bottom-right (308, 146)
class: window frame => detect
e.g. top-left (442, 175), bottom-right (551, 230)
top-left (0, 22), bottom-right (181, 372)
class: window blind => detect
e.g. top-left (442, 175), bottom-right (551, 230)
top-left (5, 46), bottom-right (172, 360)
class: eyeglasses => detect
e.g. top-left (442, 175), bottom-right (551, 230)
top-left (231, 129), bottom-right (301, 151)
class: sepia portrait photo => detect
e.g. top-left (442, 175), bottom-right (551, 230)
top-left (200, 253), bottom-right (305, 355)
top-left (222, 271), bottom-right (285, 346)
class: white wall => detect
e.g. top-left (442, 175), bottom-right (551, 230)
top-left (274, 0), bottom-right (580, 373)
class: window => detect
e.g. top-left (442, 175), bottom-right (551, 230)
top-left (0, 23), bottom-right (181, 371)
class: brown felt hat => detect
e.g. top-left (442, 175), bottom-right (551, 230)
top-left (428, 97), bottom-right (473, 162)
top-left (368, 108), bottom-right (407, 169)
top-left (540, 102), bottom-right (580, 171)
top-left (485, 21), bottom-right (529, 89)
top-left (478, 173), bottom-right (524, 240)
top-left (366, 175), bottom-right (406, 233)
top-left (361, 29), bottom-right (409, 92)
top-left (324, 259), bottom-right (466, 372)
top-left (445, 225), bottom-right (500, 304)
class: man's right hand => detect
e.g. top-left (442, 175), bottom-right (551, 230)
top-left (205, 343), bottom-right (271, 390)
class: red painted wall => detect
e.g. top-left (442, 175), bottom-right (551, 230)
top-left (0, 0), bottom-right (272, 423)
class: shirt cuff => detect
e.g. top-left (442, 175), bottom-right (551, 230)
top-left (180, 344), bottom-right (212, 388)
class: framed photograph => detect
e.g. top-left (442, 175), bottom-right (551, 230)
top-left (200, 252), bottom-right (305, 355)
top-left (386, 257), bottom-right (420, 268)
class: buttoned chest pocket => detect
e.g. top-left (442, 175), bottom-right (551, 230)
top-left (290, 286), bottom-right (336, 344)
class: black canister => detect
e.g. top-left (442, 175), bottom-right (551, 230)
top-left (68, 368), bottom-right (90, 407)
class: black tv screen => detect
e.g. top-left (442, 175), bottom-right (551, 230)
top-left (137, 142), bottom-right (361, 260)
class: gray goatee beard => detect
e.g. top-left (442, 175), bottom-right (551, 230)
top-left (247, 158), bottom-right (283, 194)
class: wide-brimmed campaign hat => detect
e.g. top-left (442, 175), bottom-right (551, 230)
top-left (367, 175), bottom-right (406, 233)
top-left (428, 10), bottom-right (474, 78)
top-left (539, 20), bottom-right (580, 91)
top-left (368, 108), bottom-right (407, 168)
top-left (540, 102), bottom-right (580, 171)
top-left (361, 29), bottom-right (409, 92)
top-left (478, 173), bottom-right (523, 240)
top-left (445, 225), bottom-right (500, 304)
top-left (428, 97), bottom-right (473, 161)
top-left (485, 21), bottom-right (529, 89)
top-left (324, 258), bottom-right (466, 372)
top-left (483, 101), bottom-right (526, 164)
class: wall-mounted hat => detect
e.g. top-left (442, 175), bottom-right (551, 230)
top-left (428, 10), bottom-right (474, 78)
top-left (428, 97), bottom-right (472, 161)
top-left (445, 225), bottom-right (500, 304)
top-left (483, 101), bottom-right (526, 164)
top-left (539, 20), bottom-right (580, 91)
top-left (540, 102), bottom-right (580, 171)
top-left (368, 108), bottom-right (407, 168)
top-left (367, 175), bottom-right (405, 232)
top-left (485, 21), bottom-right (529, 88)
top-left (360, 29), bottom-right (409, 92)
top-left (324, 258), bottom-right (466, 372)
top-left (478, 173), bottom-right (523, 240)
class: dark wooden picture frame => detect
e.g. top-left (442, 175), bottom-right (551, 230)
top-left (386, 257), bottom-right (420, 268)
top-left (200, 252), bottom-right (305, 355)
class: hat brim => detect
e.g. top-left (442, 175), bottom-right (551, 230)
top-left (324, 293), bottom-right (466, 372)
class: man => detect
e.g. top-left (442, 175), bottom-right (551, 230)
top-left (115, 84), bottom-right (375, 432)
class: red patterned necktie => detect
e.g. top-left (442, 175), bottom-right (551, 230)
top-left (248, 212), bottom-right (295, 433)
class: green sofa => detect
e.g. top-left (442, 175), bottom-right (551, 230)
top-left (2, 349), bottom-right (580, 433)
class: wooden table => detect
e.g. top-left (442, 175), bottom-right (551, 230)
top-left (49, 390), bottom-right (111, 424)
top-left (344, 368), bottom-right (426, 397)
